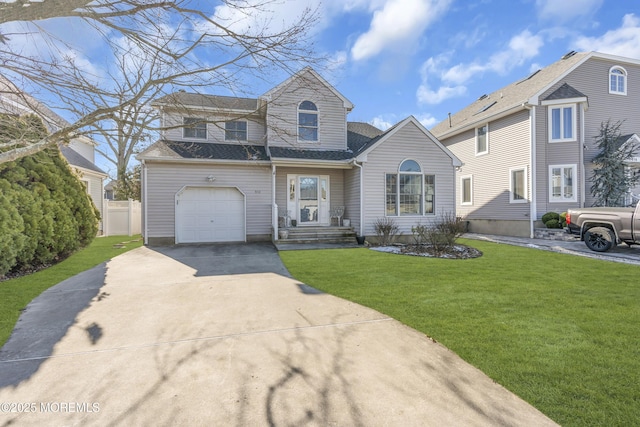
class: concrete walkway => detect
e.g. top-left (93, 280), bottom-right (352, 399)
top-left (0, 243), bottom-right (557, 426)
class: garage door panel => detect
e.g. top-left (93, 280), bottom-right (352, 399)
top-left (176, 187), bottom-right (245, 243)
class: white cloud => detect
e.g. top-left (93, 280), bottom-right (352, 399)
top-left (415, 113), bottom-right (438, 128)
top-left (417, 84), bottom-right (466, 104)
top-left (370, 116), bottom-right (394, 130)
top-left (536, 0), bottom-right (603, 22)
top-left (575, 14), bottom-right (640, 58)
top-left (351, 0), bottom-right (452, 61)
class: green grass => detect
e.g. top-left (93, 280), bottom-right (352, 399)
top-left (279, 239), bottom-right (640, 426)
top-left (0, 235), bottom-right (142, 347)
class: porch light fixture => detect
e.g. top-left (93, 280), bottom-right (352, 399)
top-left (206, 175), bottom-right (216, 182)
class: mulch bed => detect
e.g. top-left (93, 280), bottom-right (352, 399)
top-left (371, 244), bottom-right (482, 259)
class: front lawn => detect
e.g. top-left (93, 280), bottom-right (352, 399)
top-left (279, 239), bottom-right (640, 426)
top-left (0, 235), bottom-right (142, 348)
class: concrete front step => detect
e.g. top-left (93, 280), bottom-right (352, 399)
top-left (276, 226), bottom-right (358, 248)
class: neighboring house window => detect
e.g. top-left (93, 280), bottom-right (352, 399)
top-left (385, 159), bottom-right (435, 216)
top-left (225, 120), bottom-right (247, 141)
top-left (476, 124), bottom-right (488, 155)
top-left (549, 165), bottom-right (577, 202)
top-left (461, 175), bottom-right (472, 205)
top-left (80, 179), bottom-right (89, 194)
top-left (548, 104), bottom-right (576, 142)
top-left (510, 167), bottom-right (527, 203)
top-left (183, 117), bottom-right (206, 139)
top-left (609, 66), bottom-right (627, 95)
top-left (298, 100), bottom-right (318, 141)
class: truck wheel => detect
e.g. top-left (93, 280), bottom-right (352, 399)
top-left (584, 227), bottom-right (615, 252)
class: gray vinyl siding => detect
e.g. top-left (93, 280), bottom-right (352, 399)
top-left (275, 167), bottom-right (346, 217)
top-left (537, 57), bottom-right (640, 211)
top-left (145, 162), bottom-right (272, 240)
top-left (344, 168), bottom-right (361, 233)
top-left (162, 111), bottom-right (265, 144)
top-left (443, 110), bottom-right (531, 221)
top-left (361, 122), bottom-right (456, 236)
top-left (265, 74), bottom-right (348, 151)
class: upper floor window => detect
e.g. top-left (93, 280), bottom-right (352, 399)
top-left (609, 66), bottom-right (627, 95)
top-left (298, 100), bottom-right (318, 142)
top-left (225, 120), bottom-right (247, 141)
top-left (385, 159), bottom-right (435, 216)
top-left (476, 124), bottom-right (488, 155)
top-left (183, 117), bottom-right (206, 139)
top-left (548, 104), bottom-right (576, 142)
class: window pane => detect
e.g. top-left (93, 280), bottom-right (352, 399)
top-left (299, 177), bottom-right (318, 200)
top-left (563, 107), bottom-right (573, 139)
top-left (299, 100), bottom-right (317, 111)
top-left (225, 121), bottom-right (247, 140)
top-left (512, 169), bottom-right (525, 200)
top-left (299, 127), bottom-right (318, 141)
top-left (425, 175), bottom-right (435, 214)
top-left (552, 168), bottom-right (561, 198)
top-left (618, 76), bottom-right (625, 93)
top-left (386, 174), bottom-right (397, 215)
top-left (299, 113), bottom-right (317, 127)
top-left (477, 125), bottom-right (487, 153)
top-left (611, 75), bottom-right (617, 92)
top-left (563, 167), bottom-right (573, 198)
top-left (399, 159), bottom-right (421, 172)
top-left (399, 174), bottom-right (422, 215)
top-left (551, 108), bottom-right (560, 140)
top-left (462, 178), bottom-right (471, 203)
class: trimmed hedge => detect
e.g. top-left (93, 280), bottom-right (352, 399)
top-left (0, 115), bottom-right (98, 278)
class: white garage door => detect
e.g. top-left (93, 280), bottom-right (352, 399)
top-left (176, 187), bottom-right (245, 243)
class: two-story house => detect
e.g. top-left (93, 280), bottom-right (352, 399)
top-left (137, 67), bottom-right (461, 245)
top-left (431, 51), bottom-right (640, 238)
top-left (0, 76), bottom-right (108, 234)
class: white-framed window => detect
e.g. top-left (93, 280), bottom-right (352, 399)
top-left (183, 117), bottom-right (207, 139)
top-left (385, 159), bottom-right (436, 216)
top-left (80, 179), bottom-right (90, 194)
top-left (476, 124), bottom-right (489, 155)
top-left (609, 66), bottom-right (627, 95)
top-left (298, 100), bottom-right (318, 142)
top-left (509, 166), bottom-right (527, 203)
top-left (549, 164), bottom-right (577, 203)
top-left (548, 104), bottom-right (576, 142)
top-left (461, 175), bottom-right (473, 205)
top-left (224, 120), bottom-right (247, 141)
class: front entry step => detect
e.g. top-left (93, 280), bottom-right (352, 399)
top-left (274, 226), bottom-right (360, 250)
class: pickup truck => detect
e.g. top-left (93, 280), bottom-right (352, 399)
top-left (566, 203), bottom-right (640, 252)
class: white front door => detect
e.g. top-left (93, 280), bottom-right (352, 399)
top-left (287, 174), bottom-right (330, 225)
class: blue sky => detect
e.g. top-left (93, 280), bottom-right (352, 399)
top-left (256, 0), bottom-right (640, 130)
top-left (3, 0), bottom-right (640, 176)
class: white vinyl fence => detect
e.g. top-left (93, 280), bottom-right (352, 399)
top-left (103, 199), bottom-right (141, 236)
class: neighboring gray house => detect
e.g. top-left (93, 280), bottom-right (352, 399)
top-left (138, 67), bottom-right (461, 245)
top-left (0, 76), bottom-right (108, 233)
top-left (431, 51), bottom-right (640, 238)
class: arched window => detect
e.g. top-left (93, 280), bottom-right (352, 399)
top-left (609, 66), bottom-right (627, 95)
top-left (385, 159), bottom-right (435, 216)
top-left (298, 101), bottom-right (318, 141)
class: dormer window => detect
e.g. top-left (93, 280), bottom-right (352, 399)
top-left (225, 120), bottom-right (247, 141)
top-left (609, 66), bottom-right (627, 95)
top-left (183, 117), bottom-right (206, 139)
top-left (298, 101), bottom-right (318, 142)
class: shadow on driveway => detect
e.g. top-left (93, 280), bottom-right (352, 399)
top-left (0, 264), bottom-right (107, 388)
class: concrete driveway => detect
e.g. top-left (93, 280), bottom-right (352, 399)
top-left (0, 243), bottom-right (557, 426)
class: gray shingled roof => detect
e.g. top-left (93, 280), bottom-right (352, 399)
top-left (269, 146), bottom-right (354, 161)
top-left (59, 145), bottom-right (106, 174)
top-left (164, 140), bottom-right (269, 161)
top-left (347, 122), bottom-right (385, 153)
top-left (154, 92), bottom-right (259, 111)
top-left (543, 83), bottom-right (587, 101)
top-left (431, 52), bottom-right (589, 138)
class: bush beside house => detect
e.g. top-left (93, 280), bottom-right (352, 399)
top-left (0, 115), bottom-right (98, 278)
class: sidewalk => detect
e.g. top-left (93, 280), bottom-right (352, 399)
top-left (463, 233), bottom-right (640, 266)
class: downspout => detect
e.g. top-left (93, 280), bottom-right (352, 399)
top-left (523, 103), bottom-right (537, 238)
top-left (142, 159), bottom-right (148, 245)
top-left (580, 103), bottom-right (586, 208)
top-left (272, 164), bottom-right (278, 241)
top-left (351, 159), bottom-right (364, 237)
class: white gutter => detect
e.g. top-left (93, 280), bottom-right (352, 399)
top-left (351, 159), bottom-right (364, 237)
top-left (272, 164), bottom-right (278, 241)
top-left (142, 159), bottom-right (148, 245)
